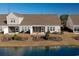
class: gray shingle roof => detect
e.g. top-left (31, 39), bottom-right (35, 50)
top-left (0, 14), bottom-right (7, 25)
top-left (21, 14), bottom-right (61, 25)
top-left (0, 13), bottom-right (61, 25)
top-left (70, 15), bottom-right (79, 25)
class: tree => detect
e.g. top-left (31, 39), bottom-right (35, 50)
top-left (60, 15), bottom-right (68, 34)
top-left (60, 15), bottom-right (68, 27)
top-left (45, 31), bottom-right (50, 40)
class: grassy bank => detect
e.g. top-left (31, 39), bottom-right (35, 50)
top-left (0, 40), bottom-right (78, 47)
top-left (0, 32), bottom-right (78, 47)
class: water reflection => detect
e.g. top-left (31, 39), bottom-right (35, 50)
top-left (0, 46), bottom-right (78, 56)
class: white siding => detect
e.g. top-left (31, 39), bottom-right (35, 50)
top-left (7, 13), bottom-right (19, 24)
top-left (45, 26), bottom-right (47, 32)
top-left (19, 25), bottom-right (61, 34)
top-left (7, 13), bottom-right (23, 25)
top-left (30, 26), bottom-right (33, 34)
top-left (18, 17), bottom-right (24, 24)
top-left (2, 26), bottom-right (8, 34)
top-left (0, 26), bottom-right (2, 32)
top-left (19, 26), bottom-right (30, 32)
top-left (55, 26), bottom-right (61, 32)
top-left (47, 25), bottom-right (61, 33)
top-left (66, 16), bottom-right (73, 30)
top-left (73, 25), bottom-right (79, 34)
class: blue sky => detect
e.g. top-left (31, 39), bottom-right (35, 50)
top-left (0, 3), bottom-right (79, 15)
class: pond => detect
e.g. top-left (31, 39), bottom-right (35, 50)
top-left (0, 46), bottom-right (79, 56)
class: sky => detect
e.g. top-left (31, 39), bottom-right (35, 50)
top-left (0, 3), bottom-right (79, 15)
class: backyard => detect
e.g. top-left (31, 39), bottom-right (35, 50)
top-left (0, 32), bottom-right (78, 47)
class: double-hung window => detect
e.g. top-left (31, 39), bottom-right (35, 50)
top-left (11, 18), bottom-right (15, 23)
top-left (52, 27), bottom-right (55, 31)
top-left (47, 26), bottom-right (55, 31)
top-left (74, 27), bottom-right (79, 32)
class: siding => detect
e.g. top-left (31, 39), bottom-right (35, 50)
top-left (47, 25), bottom-right (61, 33)
top-left (66, 16), bottom-right (73, 30)
top-left (19, 25), bottom-right (61, 34)
top-left (7, 13), bottom-right (23, 25)
top-left (19, 26), bottom-right (30, 32)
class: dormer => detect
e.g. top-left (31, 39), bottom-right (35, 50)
top-left (6, 13), bottom-right (23, 25)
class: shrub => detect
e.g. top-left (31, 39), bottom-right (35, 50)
top-left (19, 31), bottom-right (24, 33)
top-left (1, 35), bottom-right (9, 41)
top-left (52, 31), bottom-right (59, 34)
top-left (48, 36), bottom-right (62, 41)
top-left (25, 30), bottom-right (30, 34)
top-left (61, 27), bottom-right (64, 34)
top-left (12, 34), bottom-right (22, 41)
top-left (1, 31), bottom-right (4, 34)
top-left (73, 35), bottom-right (79, 40)
top-left (44, 31), bottom-right (50, 40)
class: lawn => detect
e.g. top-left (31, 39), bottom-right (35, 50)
top-left (61, 32), bottom-right (78, 39)
top-left (0, 32), bottom-right (78, 47)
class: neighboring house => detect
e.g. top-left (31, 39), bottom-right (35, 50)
top-left (66, 15), bottom-right (79, 34)
top-left (0, 13), bottom-right (61, 35)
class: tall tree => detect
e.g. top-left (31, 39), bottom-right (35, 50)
top-left (60, 15), bottom-right (68, 34)
top-left (60, 15), bottom-right (68, 27)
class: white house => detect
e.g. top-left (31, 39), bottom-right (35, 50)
top-left (66, 15), bottom-right (79, 34)
top-left (0, 13), bottom-right (61, 35)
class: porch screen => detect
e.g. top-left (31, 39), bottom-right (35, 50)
top-left (33, 27), bottom-right (45, 32)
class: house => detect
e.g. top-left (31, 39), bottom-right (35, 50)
top-left (0, 13), bottom-right (61, 35)
top-left (66, 15), bottom-right (79, 34)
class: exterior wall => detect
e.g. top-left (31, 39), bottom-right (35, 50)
top-left (7, 13), bottom-right (19, 24)
top-left (18, 17), bottom-right (24, 24)
top-left (6, 13), bottom-right (23, 25)
top-left (4, 13), bottom-right (61, 35)
top-left (19, 25), bottom-right (33, 34)
top-left (19, 25), bottom-right (30, 32)
top-left (19, 25), bottom-right (61, 34)
top-left (66, 16), bottom-right (79, 34)
top-left (2, 26), bottom-right (8, 34)
top-left (0, 26), bottom-right (2, 32)
top-left (0, 25), bottom-right (61, 34)
top-left (47, 25), bottom-right (61, 33)
top-left (29, 26), bottom-right (33, 34)
top-left (45, 26), bottom-right (47, 32)
top-left (54, 26), bottom-right (61, 32)
top-left (73, 25), bottom-right (79, 34)
top-left (66, 16), bottom-right (74, 30)
top-left (31, 25), bottom-right (45, 34)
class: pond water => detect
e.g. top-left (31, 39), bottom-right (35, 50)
top-left (0, 46), bottom-right (79, 56)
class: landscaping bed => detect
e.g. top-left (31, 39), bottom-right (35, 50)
top-left (0, 34), bottom-right (32, 42)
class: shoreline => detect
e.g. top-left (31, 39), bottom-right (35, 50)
top-left (0, 40), bottom-right (79, 47)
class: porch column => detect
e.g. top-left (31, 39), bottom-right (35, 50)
top-left (2, 26), bottom-right (8, 34)
top-left (73, 26), bottom-right (75, 33)
top-left (45, 26), bottom-right (47, 32)
top-left (30, 26), bottom-right (33, 34)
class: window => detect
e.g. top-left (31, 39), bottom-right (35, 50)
top-left (74, 27), bottom-right (79, 32)
top-left (0, 29), bottom-right (1, 31)
top-left (52, 27), bottom-right (55, 31)
top-left (33, 27), bottom-right (45, 32)
top-left (74, 28), bottom-right (77, 31)
top-left (15, 27), bottom-right (19, 32)
top-left (47, 27), bottom-right (50, 31)
top-left (11, 18), bottom-right (15, 23)
top-left (25, 27), bottom-right (28, 31)
top-left (22, 27), bottom-right (24, 31)
top-left (47, 26), bottom-right (55, 31)
top-left (78, 28), bottom-right (79, 32)
top-left (41, 27), bottom-right (45, 32)
top-left (50, 27), bottom-right (52, 31)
